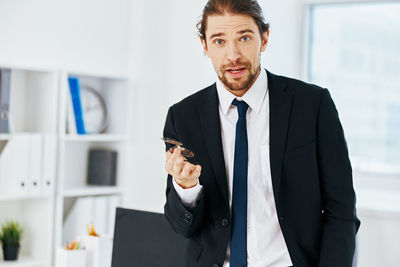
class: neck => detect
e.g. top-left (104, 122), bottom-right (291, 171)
top-left (224, 66), bottom-right (261, 97)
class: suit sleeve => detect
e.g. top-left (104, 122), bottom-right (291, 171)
top-left (316, 89), bottom-right (361, 267)
top-left (163, 105), bottom-right (205, 238)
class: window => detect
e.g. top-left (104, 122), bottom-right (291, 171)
top-left (307, 2), bottom-right (400, 175)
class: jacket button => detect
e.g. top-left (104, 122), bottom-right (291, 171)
top-left (221, 218), bottom-right (229, 227)
top-left (279, 216), bottom-right (285, 221)
top-left (184, 213), bottom-right (192, 223)
top-left (213, 264), bottom-right (219, 267)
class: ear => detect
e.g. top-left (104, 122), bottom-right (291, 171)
top-left (260, 30), bottom-right (269, 52)
top-left (201, 38), bottom-right (209, 57)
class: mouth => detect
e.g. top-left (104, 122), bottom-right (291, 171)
top-left (226, 67), bottom-right (246, 77)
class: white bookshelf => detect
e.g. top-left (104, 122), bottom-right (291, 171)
top-left (53, 70), bottom-right (132, 263)
top-left (0, 66), bottom-right (57, 267)
top-left (0, 66), bottom-right (133, 267)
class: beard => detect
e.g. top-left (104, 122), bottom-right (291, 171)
top-left (218, 60), bottom-right (260, 92)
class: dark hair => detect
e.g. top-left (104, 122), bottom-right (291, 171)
top-left (196, 0), bottom-right (270, 40)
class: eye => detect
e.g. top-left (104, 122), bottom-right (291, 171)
top-left (240, 36), bottom-right (251, 42)
top-left (214, 39), bottom-right (225, 45)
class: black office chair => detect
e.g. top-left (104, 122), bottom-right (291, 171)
top-left (111, 207), bottom-right (188, 267)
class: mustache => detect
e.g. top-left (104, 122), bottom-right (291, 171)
top-left (222, 60), bottom-right (251, 70)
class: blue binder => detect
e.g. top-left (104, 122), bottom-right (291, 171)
top-left (68, 77), bottom-right (86, 135)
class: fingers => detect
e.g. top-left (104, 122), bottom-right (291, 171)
top-left (173, 164), bottom-right (202, 189)
top-left (165, 146), bottom-right (202, 180)
top-left (172, 156), bottom-right (185, 176)
top-left (181, 161), bottom-right (196, 177)
top-left (192, 165), bottom-right (202, 179)
top-left (165, 146), bottom-right (183, 174)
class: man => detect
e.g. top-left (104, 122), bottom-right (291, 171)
top-left (163, 0), bottom-right (360, 266)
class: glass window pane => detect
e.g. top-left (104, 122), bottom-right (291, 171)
top-left (308, 2), bottom-right (400, 174)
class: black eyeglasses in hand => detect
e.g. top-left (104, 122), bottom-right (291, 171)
top-left (161, 137), bottom-right (195, 158)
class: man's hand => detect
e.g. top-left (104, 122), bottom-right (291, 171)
top-left (165, 146), bottom-right (202, 189)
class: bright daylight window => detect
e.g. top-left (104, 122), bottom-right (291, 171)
top-left (307, 2), bottom-right (400, 176)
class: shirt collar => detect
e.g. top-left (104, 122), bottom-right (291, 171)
top-left (216, 68), bottom-right (268, 116)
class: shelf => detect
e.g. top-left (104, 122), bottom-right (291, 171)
top-left (0, 256), bottom-right (46, 267)
top-left (65, 69), bottom-right (129, 81)
top-left (0, 193), bottom-right (52, 202)
top-left (61, 134), bottom-right (128, 142)
top-left (0, 134), bottom-right (11, 140)
top-left (62, 186), bottom-right (124, 197)
top-left (0, 63), bottom-right (55, 74)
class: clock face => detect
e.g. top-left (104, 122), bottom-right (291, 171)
top-left (80, 86), bottom-right (108, 134)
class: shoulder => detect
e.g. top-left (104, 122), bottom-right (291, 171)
top-left (267, 71), bottom-right (329, 109)
top-left (169, 83), bottom-right (216, 112)
top-left (271, 72), bottom-right (325, 95)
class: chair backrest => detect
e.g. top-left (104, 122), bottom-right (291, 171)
top-left (111, 207), bottom-right (188, 267)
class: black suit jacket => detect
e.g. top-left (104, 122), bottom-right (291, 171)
top-left (163, 70), bottom-right (360, 267)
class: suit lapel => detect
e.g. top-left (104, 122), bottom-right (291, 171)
top-left (197, 70), bottom-right (293, 207)
top-left (267, 70), bottom-right (293, 203)
top-left (199, 84), bottom-right (229, 206)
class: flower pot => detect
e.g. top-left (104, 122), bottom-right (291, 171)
top-left (2, 244), bottom-right (20, 261)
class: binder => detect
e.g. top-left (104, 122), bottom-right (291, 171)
top-left (41, 133), bottom-right (56, 194)
top-left (67, 87), bottom-right (77, 134)
top-left (63, 196), bottom-right (94, 242)
top-left (0, 69), bottom-right (11, 133)
top-left (107, 195), bottom-right (120, 235)
top-left (0, 134), bottom-right (30, 196)
top-left (29, 134), bottom-right (42, 196)
top-left (0, 134), bottom-right (49, 197)
top-left (68, 77), bottom-right (86, 135)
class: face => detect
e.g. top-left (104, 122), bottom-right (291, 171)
top-left (201, 13), bottom-right (269, 96)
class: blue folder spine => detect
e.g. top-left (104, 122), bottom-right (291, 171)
top-left (68, 77), bottom-right (86, 135)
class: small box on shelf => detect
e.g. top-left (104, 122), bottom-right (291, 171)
top-left (80, 235), bottom-right (112, 267)
top-left (87, 149), bottom-right (118, 186)
top-left (56, 247), bottom-right (87, 267)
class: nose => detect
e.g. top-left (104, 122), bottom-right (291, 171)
top-left (226, 42), bottom-right (241, 63)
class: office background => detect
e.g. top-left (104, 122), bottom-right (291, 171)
top-left (0, 0), bottom-right (399, 266)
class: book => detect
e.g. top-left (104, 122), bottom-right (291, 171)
top-left (0, 68), bottom-right (11, 133)
top-left (68, 77), bottom-right (86, 135)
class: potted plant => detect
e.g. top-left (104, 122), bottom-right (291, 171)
top-left (0, 220), bottom-right (23, 261)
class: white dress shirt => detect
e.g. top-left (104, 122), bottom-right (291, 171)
top-left (173, 69), bottom-right (293, 267)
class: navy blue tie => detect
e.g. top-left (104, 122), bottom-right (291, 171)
top-left (230, 99), bottom-right (249, 267)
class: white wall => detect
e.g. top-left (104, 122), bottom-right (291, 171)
top-left (125, 0), bottom-right (218, 212)
top-left (0, 0), bottom-right (129, 76)
top-left (260, 0), bottom-right (303, 78)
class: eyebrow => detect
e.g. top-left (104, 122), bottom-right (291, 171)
top-left (238, 29), bottom-right (255, 35)
top-left (209, 33), bottom-right (225, 40)
top-left (209, 29), bottom-right (255, 40)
